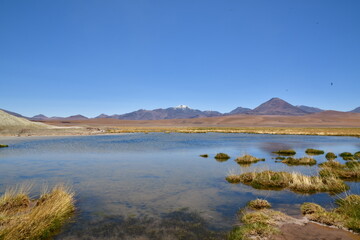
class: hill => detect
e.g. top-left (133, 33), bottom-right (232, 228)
top-left (97, 105), bottom-right (222, 120)
top-left (350, 107), bottom-right (360, 113)
top-left (248, 98), bottom-right (308, 116)
top-left (296, 105), bottom-right (324, 113)
top-left (0, 109), bottom-right (52, 135)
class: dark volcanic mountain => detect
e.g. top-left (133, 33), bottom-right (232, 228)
top-left (101, 105), bottom-right (222, 120)
top-left (248, 98), bottom-right (308, 116)
top-left (30, 114), bottom-right (49, 121)
top-left (350, 107), bottom-right (360, 113)
top-left (296, 105), bottom-right (324, 113)
top-left (65, 115), bottom-right (89, 120)
top-left (227, 107), bottom-right (252, 115)
top-left (95, 114), bottom-right (110, 119)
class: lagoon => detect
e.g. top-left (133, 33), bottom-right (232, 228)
top-left (0, 133), bottom-right (359, 239)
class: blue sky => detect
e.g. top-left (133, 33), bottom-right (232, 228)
top-left (1, 1), bottom-right (359, 117)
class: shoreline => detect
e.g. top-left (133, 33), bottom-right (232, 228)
top-left (1, 126), bottom-right (360, 138)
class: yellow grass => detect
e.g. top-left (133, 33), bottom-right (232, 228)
top-left (226, 170), bottom-right (348, 194)
top-left (106, 127), bottom-right (360, 137)
top-left (0, 184), bottom-right (75, 240)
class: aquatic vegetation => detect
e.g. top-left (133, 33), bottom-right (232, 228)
top-left (214, 153), bottom-right (230, 160)
top-left (354, 151), bottom-right (360, 160)
top-left (301, 194), bottom-right (360, 233)
top-left (0, 184), bottom-right (75, 240)
top-left (226, 170), bottom-right (348, 194)
top-left (325, 152), bottom-right (337, 160)
top-left (228, 200), bottom-right (302, 240)
top-left (0, 144), bottom-right (8, 148)
top-left (228, 211), bottom-right (280, 240)
top-left (305, 148), bottom-right (324, 155)
top-left (319, 160), bottom-right (360, 180)
top-left (247, 199), bottom-right (271, 210)
top-left (272, 149), bottom-right (296, 156)
top-left (235, 154), bottom-right (265, 165)
top-left (280, 157), bottom-right (317, 166)
top-left (340, 152), bottom-right (355, 160)
top-left (274, 156), bottom-right (286, 160)
top-left (199, 154), bottom-right (208, 158)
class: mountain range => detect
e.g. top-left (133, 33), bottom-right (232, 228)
top-left (2, 98), bottom-right (359, 121)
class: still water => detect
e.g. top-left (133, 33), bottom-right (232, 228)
top-left (0, 133), bottom-right (359, 239)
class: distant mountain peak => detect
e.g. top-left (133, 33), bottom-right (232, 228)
top-left (174, 105), bottom-right (190, 109)
top-left (249, 98), bottom-right (308, 116)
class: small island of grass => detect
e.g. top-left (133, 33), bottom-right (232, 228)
top-left (280, 157), bottom-right (317, 166)
top-left (339, 152), bottom-right (355, 160)
top-left (0, 144), bottom-right (8, 148)
top-left (272, 149), bottom-right (296, 156)
top-left (214, 153), bottom-right (230, 160)
top-left (226, 170), bottom-right (347, 194)
top-left (247, 199), bottom-right (271, 210)
top-left (325, 152), bottom-right (337, 160)
top-left (235, 154), bottom-right (265, 165)
top-left (199, 154), bottom-right (208, 158)
top-left (305, 148), bottom-right (324, 155)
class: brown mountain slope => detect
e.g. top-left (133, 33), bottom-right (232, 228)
top-left (42, 111), bottom-right (360, 128)
top-left (248, 98), bottom-right (308, 116)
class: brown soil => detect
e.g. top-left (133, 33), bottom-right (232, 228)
top-left (273, 222), bottom-right (360, 240)
top-left (40, 111), bottom-right (360, 128)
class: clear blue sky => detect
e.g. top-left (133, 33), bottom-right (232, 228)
top-left (1, 0), bottom-right (359, 117)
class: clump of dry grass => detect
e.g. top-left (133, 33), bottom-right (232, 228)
top-left (0, 184), bottom-right (75, 240)
top-left (226, 170), bottom-right (348, 194)
top-left (228, 199), bottom-right (299, 240)
top-left (280, 157), bottom-right (317, 166)
top-left (354, 151), bottom-right (360, 160)
top-left (301, 194), bottom-right (360, 233)
top-left (215, 153), bottom-right (230, 159)
top-left (214, 153), bottom-right (230, 162)
top-left (235, 154), bottom-right (265, 165)
top-left (325, 152), bottom-right (337, 160)
top-left (272, 149), bottom-right (296, 156)
top-left (305, 149), bottom-right (324, 155)
top-left (319, 160), bottom-right (360, 180)
top-left (248, 199), bottom-right (271, 210)
top-left (340, 152), bottom-right (355, 160)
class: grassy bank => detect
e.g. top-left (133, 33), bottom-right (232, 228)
top-left (301, 194), bottom-right (360, 233)
top-left (106, 127), bottom-right (360, 137)
top-left (0, 184), bottom-right (75, 240)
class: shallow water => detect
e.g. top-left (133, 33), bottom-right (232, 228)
top-left (0, 133), bottom-right (359, 239)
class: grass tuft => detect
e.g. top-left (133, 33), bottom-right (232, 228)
top-left (319, 160), bottom-right (360, 180)
top-left (272, 149), bottom-right (296, 156)
top-left (305, 149), bottom-right (324, 155)
top-left (325, 152), bottom-right (337, 160)
top-left (281, 157), bottom-right (317, 166)
top-left (0, 184), bottom-right (75, 240)
top-left (248, 199), bottom-right (271, 210)
top-left (235, 154), bottom-right (265, 165)
top-left (199, 154), bottom-right (208, 158)
top-left (0, 144), bottom-right (9, 148)
top-left (214, 153), bottom-right (230, 160)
